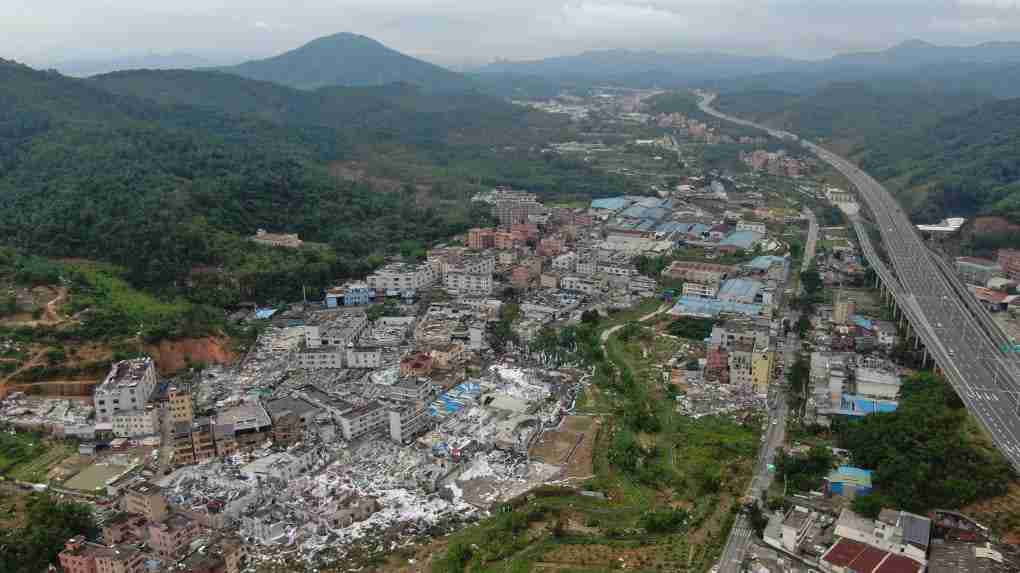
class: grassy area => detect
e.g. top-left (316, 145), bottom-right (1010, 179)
top-left (66, 262), bottom-right (191, 330)
top-left (429, 317), bottom-right (760, 573)
top-left (0, 432), bottom-right (73, 483)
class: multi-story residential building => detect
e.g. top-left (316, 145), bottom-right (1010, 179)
top-left (487, 189), bottom-right (545, 227)
top-left (736, 220), bottom-right (767, 234)
top-left (551, 252), bottom-right (577, 273)
top-left (94, 358), bottom-right (158, 424)
top-left (172, 422), bottom-right (196, 466)
top-left (496, 249), bottom-right (518, 265)
top-left (111, 407), bottom-right (158, 438)
top-left (444, 271), bottom-right (493, 295)
top-left (538, 236), bottom-right (565, 256)
top-left (833, 297), bottom-right (856, 325)
top-left (709, 322), bottom-right (769, 351)
top-left (540, 273), bottom-right (560, 289)
top-left (385, 377), bottom-right (436, 403)
top-left (338, 401), bottom-right (388, 441)
top-left (663, 261), bottom-right (736, 284)
top-left (388, 405), bottom-right (431, 443)
top-left (442, 254), bottom-right (495, 295)
top-left (305, 310), bottom-right (369, 349)
top-left (560, 275), bottom-right (599, 295)
top-left (575, 254), bottom-right (598, 276)
top-left (467, 227), bottom-right (496, 250)
top-left (148, 513), bottom-right (200, 559)
top-left (682, 281), bottom-right (719, 299)
top-left (295, 348), bottom-right (345, 369)
top-left (493, 230), bottom-right (519, 250)
top-left (998, 249), bottom-right (1020, 281)
top-left (728, 342), bottom-right (755, 388)
top-left (153, 383), bottom-right (194, 425)
top-left (346, 346), bottom-right (382, 368)
top-left (366, 261), bottom-right (439, 294)
top-left (599, 262), bottom-right (636, 277)
top-left (399, 352), bottom-right (433, 377)
top-left (511, 266), bottom-right (533, 288)
top-left (59, 537), bottom-right (145, 573)
top-left (122, 481), bottom-right (168, 522)
top-left (955, 256), bottom-right (1004, 286)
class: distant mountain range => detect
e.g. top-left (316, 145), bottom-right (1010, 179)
top-left (218, 32), bottom-right (476, 92)
top-left (51, 53), bottom-right (227, 77)
top-left (475, 40), bottom-right (1020, 95)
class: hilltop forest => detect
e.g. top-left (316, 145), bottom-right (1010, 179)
top-left (0, 59), bottom-right (638, 309)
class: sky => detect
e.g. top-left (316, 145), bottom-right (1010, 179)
top-left (4, 0), bottom-right (1020, 69)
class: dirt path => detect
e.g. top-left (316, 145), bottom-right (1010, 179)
top-left (3, 286), bottom-right (70, 328)
top-left (599, 302), bottom-right (671, 346)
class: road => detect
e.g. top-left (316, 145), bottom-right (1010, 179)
top-left (699, 92), bottom-right (1020, 473)
top-left (717, 334), bottom-right (793, 573)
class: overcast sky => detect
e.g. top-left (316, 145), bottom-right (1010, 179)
top-left (5, 0), bottom-right (1020, 68)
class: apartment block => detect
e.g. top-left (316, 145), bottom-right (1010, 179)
top-left (94, 358), bottom-right (158, 424)
top-left (122, 481), bottom-right (168, 522)
top-left (467, 227), bottom-right (496, 250)
top-left (59, 537), bottom-right (144, 573)
top-left (148, 513), bottom-right (200, 559)
top-left (111, 407), bottom-right (158, 438)
top-left (338, 401), bottom-right (388, 441)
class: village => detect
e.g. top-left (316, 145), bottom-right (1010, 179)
top-left (1, 91), bottom-right (1016, 573)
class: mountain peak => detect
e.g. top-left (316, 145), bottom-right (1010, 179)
top-left (219, 32), bottom-right (472, 92)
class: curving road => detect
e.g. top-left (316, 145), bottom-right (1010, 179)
top-left (699, 92), bottom-right (1020, 473)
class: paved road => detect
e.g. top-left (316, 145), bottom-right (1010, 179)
top-left (699, 92), bottom-right (1020, 472)
top-left (717, 336), bottom-right (793, 573)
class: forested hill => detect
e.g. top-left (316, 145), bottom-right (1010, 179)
top-left (857, 97), bottom-right (1020, 224)
top-left (0, 59), bottom-right (637, 304)
top-left (716, 83), bottom-right (1020, 225)
top-left (714, 81), bottom-right (991, 151)
top-left (0, 59), bottom-right (487, 298)
top-left (219, 32), bottom-right (475, 92)
top-left (88, 69), bottom-right (553, 146)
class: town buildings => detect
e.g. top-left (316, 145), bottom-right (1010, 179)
top-left (94, 358), bottom-right (158, 424)
top-left (250, 229), bottom-right (303, 249)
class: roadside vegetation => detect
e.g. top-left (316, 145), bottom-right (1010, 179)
top-left (428, 303), bottom-right (760, 573)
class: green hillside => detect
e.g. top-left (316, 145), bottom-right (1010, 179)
top-left (857, 97), bottom-right (1020, 224)
top-left (0, 59), bottom-right (483, 301)
top-left (219, 32), bottom-right (475, 92)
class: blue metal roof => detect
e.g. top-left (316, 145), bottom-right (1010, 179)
top-left (255, 308), bottom-right (278, 319)
top-left (669, 297), bottom-right (763, 318)
top-left (591, 197), bottom-right (632, 210)
top-left (745, 255), bottom-right (788, 270)
top-left (719, 230), bottom-right (764, 249)
top-left (719, 278), bottom-right (763, 301)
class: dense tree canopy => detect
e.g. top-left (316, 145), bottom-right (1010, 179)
top-left (837, 373), bottom-right (1014, 512)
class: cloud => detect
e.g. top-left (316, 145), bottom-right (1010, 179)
top-left (4, 0), bottom-right (1020, 66)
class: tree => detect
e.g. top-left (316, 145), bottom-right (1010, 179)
top-left (800, 269), bottom-right (822, 296)
top-left (580, 309), bottom-right (601, 325)
top-left (0, 493), bottom-right (97, 573)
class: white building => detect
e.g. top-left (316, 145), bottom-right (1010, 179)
top-left (443, 272), bottom-right (493, 295)
top-left (854, 367), bottom-right (900, 399)
top-left (737, 220), bottom-right (768, 234)
top-left (305, 310), bottom-right (368, 348)
top-left (682, 281), bottom-right (719, 299)
top-left (111, 408), bottom-right (158, 438)
top-left (366, 260), bottom-right (439, 293)
top-left (598, 262), bottom-right (637, 277)
top-left (560, 275), bottom-right (599, 295)
top-left (338, 402), bottom-right (388, 441)
top-left (295, 348), bottom-right (345, 369)
top-left (388, 405), bottom-right (431, 443)
top-left (551, 252), bottom-right (578, 273)
top-left (94, 358), bottom-right (158, 424)
top-left (346, 346), bottom-right (382, 369)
